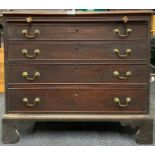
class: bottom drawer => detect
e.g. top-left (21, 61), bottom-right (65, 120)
top-left (7, 88), bottom-right (148, 113)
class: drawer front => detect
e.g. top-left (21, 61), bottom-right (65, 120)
top-left (8, 64), bottom-right (147, 84)
top-left (6, 22), bottom-right (148, 40)
top-left (7, 41), bottom-right (148, 61)
top-left (7, 88), bottom-right (148, 113)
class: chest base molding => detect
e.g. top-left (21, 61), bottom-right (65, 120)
top-left (2, 113), bottom-right (154, 144)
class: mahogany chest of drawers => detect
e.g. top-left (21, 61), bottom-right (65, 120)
top-left (1, 10), bottom-right (154, 144)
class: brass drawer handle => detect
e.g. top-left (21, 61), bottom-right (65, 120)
top-left (113, 48), bottom-right (132, 58)
top-left (22, 49), bottom-right (40, 58)
top-left (113, 71), bottom-right (132, 80)
top-left (22, 71), bottom-right (40, 81)
top-left (114, 28), bottom-right (132, 38)
top-left (22, 97), bottom-right (40, 107)
top-left (22, 29), bottom-right (40, 39)
top-left (114, 97), bottom-right (131, 107)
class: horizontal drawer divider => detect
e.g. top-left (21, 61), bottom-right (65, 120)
top-left (8, 111), bottom-right (148, 114)
top-left (7, 61), bottom-right (148, 65)
top-left (7, 39), bottom-right (150, 44)
top-left (7, 83), bottom-right (148, 89)
top-left (7, 39), bottom-right (150, 41)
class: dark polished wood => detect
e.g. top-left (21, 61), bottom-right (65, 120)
top-left (2, 119), bottom-right (35, 144)
top-left (6, 22), bottom-right (148, 40)
top-left (121, 119), bottom-right (153, 144)
top-left (7, 88), bottom-right (148, 113)
top-left (2, 10), bottom-right (153, 144)
top-left (2, 119), bottom-right (20, 144)
top-left (7, 40), bottom-right (149, 61)
top-left (8, 64), bottom-right (148, 84)
top-left (2, 113), bottom-right (154, 144)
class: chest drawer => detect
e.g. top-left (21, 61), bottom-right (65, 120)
top-left (8, 64), bottom-right (147, 84)
top-left (7, 88), bottom-right (148, 113)
top-left (6, 22), bottom-right (148, 40)
top-left (7, 40), bottom-right (148, 61)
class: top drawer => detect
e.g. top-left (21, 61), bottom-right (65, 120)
top-left (6, 22), bottom-right (149, 40)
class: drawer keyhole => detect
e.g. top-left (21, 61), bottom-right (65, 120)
top-left (76, 29), bottom-right (79, 32)
top-left (75, 67), bottom-right (79, 72)
top-left (74, 92), bottom-right (79, 96)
